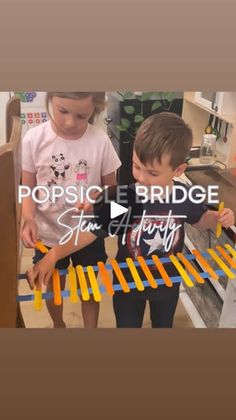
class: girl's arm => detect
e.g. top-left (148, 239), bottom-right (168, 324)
top-left (27, 172), bottom-right (118, 288)
top-left (101, 171), bottom-right (117, 187)
top-left (26, 230), bottom-right (97, 289)
top-left (21, 170), bottom-right (38, 247)
top-left (77, 171), bottom-right (117, 211)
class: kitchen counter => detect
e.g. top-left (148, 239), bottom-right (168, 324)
top-left (182, 166), bottom-right (236, 327)
top-left (185, 167), bottom-right (236, 223)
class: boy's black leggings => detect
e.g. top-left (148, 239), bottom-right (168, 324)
top-left (113, 285), bottom-right (180, 328)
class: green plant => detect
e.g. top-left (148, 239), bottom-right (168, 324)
top-left (116, 91), bottom-right (176, 139)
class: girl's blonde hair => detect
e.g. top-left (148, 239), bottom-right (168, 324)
top-left (46, 92), bottom-right (106, 124)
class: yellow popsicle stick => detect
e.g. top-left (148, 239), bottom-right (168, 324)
top-left (34, 289), bottom-right (43, 311)
top-left (207, 249), bottom-right (235, 279)
top-left (52, 269), bottom-right (62, 306)
top-left (177, 252), bottom-right (205, 284)
top-left (216, 245), bottom-right (236, 270)
top-left (192, 249), bottom-right (219, 280)
top-left (126, 258), bottom-right (144, 291)
top-left (35, 240), bottom-right (49, 254)
top-left (110, 259), bottom-right (130, 293)
top-left (68, 266), bottom-right (79, 303)
top-left (216, 201), bottom-right (224, 238)
top-left (75, 265), bottom-right (90, 301)
top-left (97, 261), bottom-right (114, 296)
top-left (137, 256), bottom-right (158, 289)
top-left (86, 266), bottom-right (102, 302)
top-left (151, 254), bottom-right (173, 287)
top-left (224, 243), bottom-right (236, 259)
top-left (169, 255), bottom-right (194, 287)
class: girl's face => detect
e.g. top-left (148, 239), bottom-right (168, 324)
top-left (51, 96), bottom-right (95, 140)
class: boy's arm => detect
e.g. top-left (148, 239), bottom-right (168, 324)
top-left (192, 208), bottom-right (235, 230)
top-left (26, 230), bottom-right (98, 290)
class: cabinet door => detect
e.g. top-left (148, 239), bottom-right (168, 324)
top-left (195, 92), bottom-right (217, 111)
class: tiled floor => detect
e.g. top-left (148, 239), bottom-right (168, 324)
top-left (19, 237), bottom-right (194, 328)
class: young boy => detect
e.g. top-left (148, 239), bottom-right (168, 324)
top-left (26, 112), bottom-right (234, 328)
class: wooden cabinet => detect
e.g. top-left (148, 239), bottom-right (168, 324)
top-left (182, 92), bottom-right (236, 168)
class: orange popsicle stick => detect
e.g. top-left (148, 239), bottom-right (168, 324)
top-left (110, 259), bottom-right (130, 293)
top-left (192, 249), bottom-right (219, 280)
top-left (177, 252), bottom-right (205, 284)
top-left (216, 245), bottom-right (236, 270)
top-left (151, 254), bottom-right (173, 287)
top-left (97, 261), bottom-right (114, 296)
top-left (52, 269), bottom-right (62, 306)
top-left (35, 240), bottom-right (49, 254)
top-left (137, 256), bottom-right (157, 288)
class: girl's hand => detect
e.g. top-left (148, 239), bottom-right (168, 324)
top-left (218, 208), bottom-right (235, 228)
top-left (26, 251), bottom-right (57, 290)
top-left (21, 219), bottom-right (38, 248)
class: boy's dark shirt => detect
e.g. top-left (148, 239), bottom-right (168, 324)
top-left (93, 181), bottom-right (208, 300)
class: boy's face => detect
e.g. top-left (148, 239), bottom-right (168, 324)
top-left (132, 150), bottom-right (187, 188)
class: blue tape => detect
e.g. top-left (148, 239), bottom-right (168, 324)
top-left (17, 251), bottom-right (211, 280)
top-left (16, 269), bottom-right (234, 303)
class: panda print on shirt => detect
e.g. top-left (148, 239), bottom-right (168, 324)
top-left (50, 153), bottom-right (70, 179)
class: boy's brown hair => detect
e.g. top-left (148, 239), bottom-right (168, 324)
top-left (134, 112), bottom-right (193, 169)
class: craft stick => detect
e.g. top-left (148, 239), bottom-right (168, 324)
top-left (224, 243), bottom-right (236, 259)
top-left (34, 289), bottom-right (43, 311)
top-left (151, 254), bottom-right (173, 287)
top-left (137, 256), bottom-right (158, 288)
top-left (75, 265), bottom-right (90, 301)
top-left (216, 245), bottom-right (236, 270)
top-left (110, 258), bottom-right (130, 292)
top-left (177, 252), bottom-right (205, 284)
top-left (207, 249), bottom-right (235, 279)
top-left (169, 255), bottom-right (194, 287)
top-left (68, 266), bottom-right (79, 303)
top-left (191, 249), bottom-right (219, 280)
top-left (86, 266), bottom-right (102, 302)
top-left (126, 258), bottom-right (145, 291)
top-left (216, 201), bottom-right (224, 238)
top-left (52, 269), bottom-right (62, 306)
top-left (97, 261), bottom-right (114, 296)
top-left (35, 240), bottom-right (49, 254)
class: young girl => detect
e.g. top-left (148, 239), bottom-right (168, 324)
top-left (21, 92), bottom-right (121, 328)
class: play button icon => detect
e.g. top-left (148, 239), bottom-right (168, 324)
top-left (110, 201), bottom-right (128, 219)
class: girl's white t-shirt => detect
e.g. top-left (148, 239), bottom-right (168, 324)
top-left (22, 121), bottom-right (121, 247)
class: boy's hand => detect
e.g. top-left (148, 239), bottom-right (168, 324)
top-left (76, 198), bottom-right (94, 213)
top-left (26, 251), bottom-right (57, 290)
top-left (21, 219), bottom-right (38, 248)
top-left (76, 190), bottom-right (102, 212)
top-left (218, 207), bottom-right (235, 228)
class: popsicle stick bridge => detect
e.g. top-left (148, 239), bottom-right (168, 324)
top-left (17, 241), bottom-right (236, 311)
top-left (1, 97), bottom-right (235, 326)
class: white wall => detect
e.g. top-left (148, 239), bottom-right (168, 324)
top-left (0, 92), bottom-right (108, 145)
